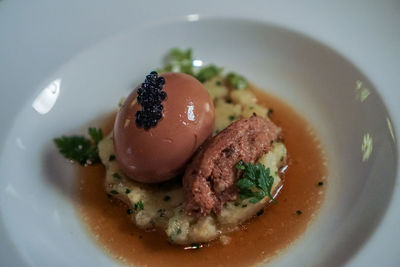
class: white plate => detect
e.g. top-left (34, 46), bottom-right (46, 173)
top-left (0, 1), bottom-right (399, 266)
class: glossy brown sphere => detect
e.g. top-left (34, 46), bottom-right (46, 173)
top-left (114, 72), bottom-right (215, 183)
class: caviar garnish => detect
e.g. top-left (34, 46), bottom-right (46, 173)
top-left (135, 71), bottom-right (167, 129)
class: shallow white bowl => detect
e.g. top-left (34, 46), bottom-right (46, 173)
top-left (0, 2), bottom-right (399, 267)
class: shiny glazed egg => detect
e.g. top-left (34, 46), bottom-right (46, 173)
top-left (113, 72), bottom-right (215, 183)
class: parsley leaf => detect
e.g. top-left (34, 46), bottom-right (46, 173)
top-left (158, 48), bottom-right (194, 76)
top-left (235, 161), bottom-right (277, 204)
top-left (226, 72), bottom-right (248, 90)
top-left (54, 127), bottom-right (103, 166)
top-left (158, 48), bottom-right (249, 85)
top-left (88, 127), bottom-right (103, 145)
top-left (134, 200), bottom-right (144, 211)
top-left (195, 65), bottom-right (222, 83)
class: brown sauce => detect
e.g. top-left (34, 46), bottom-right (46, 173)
top-left (75, 85), bottom-right (327, 266)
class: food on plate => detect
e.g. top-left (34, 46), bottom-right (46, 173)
top-left (96, 65), bottom-right (286, 244)
top-left (55, 48), bottom-right (327, 266)
top-left (183, 115), bottom-right (281, 217)
top-left (113, 72), bottom-right (214, 183)
top-left (98, 115), bottom-right (285, 244)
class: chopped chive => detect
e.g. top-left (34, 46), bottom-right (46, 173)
top-left (125, 188), bottom-right (131, 194)
top-left (110, 190), bottom-right (119, 195)
top-left (134, 200), bottom-right (144, 211)
top-left (112, 173), bottom-right (121, 179)
top-left (109, 154), bottom-right (116, 161)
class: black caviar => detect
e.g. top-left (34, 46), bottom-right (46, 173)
top-left (135, 71), bottom-right (167, 129)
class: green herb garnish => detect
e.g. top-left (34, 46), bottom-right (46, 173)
top-left (134, 200), bottom-right (144, 211)
top-left (109, 154), bottom-right (116, 161)
top-left (229, 115), bottom-right (236, 121)
top-left (54, 127), bottom-right (103, 165)
top-left (112, 173), bottom-right (121, 179)
top-left (158, 48), bottom-right (194, 76)
top-left (226, 72), bottom-right (248, 90)
top-left (235, 160), bottom-right (276, 204)
top-left (125, 188), bottom-right (131, 194)
top-left (158, 48), bottom-right (249, 86)
top-left (110, 190), bottom-right (119, 195)
top-left (88, 127), bottom-right (103, 145)
top-left (195, 65), bottom-right (222, 82)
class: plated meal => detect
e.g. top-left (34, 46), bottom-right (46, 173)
top-left (55, 48), bottom-right (327, 266)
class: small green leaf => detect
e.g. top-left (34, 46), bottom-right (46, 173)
top-left (134, 200), bottom-right (144, 211)
top-left (226, 72), bottom-right (248, 90)
top-left (112, 173), bottom-right (121, 179)
top-left (195, 65), bottom-right (222, 82)
top-left (235, 160), bottom-right (246, 170)
top-left (88, 127), bottom-right (103, 145)
top-left (54, 136), bottom-right (99, 165)
top-left (235, 161), bottom-right (276, 204)
top-left (54, 127), bottom-right (103, 165)
top-left (158, 48), bottom-right (194, 76)
top-left (237, 178), bottom-right (256, 190)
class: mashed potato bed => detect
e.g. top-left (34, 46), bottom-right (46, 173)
top-left (97, 76), bottom-right (286, 245)
top-left (99, 136), bottom-right (286, 245)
